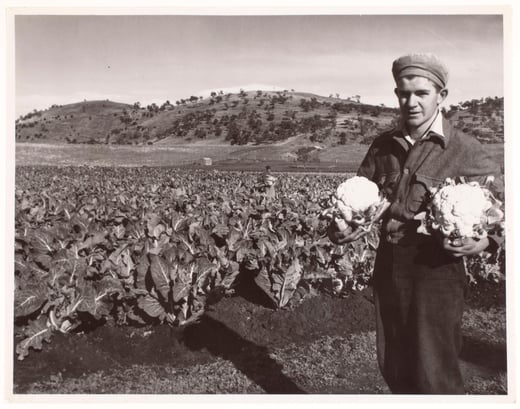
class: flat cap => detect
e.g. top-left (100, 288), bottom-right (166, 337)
top-left (392, 53), bottom-right (449, 88)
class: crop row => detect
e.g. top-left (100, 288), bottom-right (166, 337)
top-left (13, 167), bottom-right (505, 359)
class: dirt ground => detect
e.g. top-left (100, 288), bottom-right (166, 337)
top-left (12, 278), bottom-right (508, 395)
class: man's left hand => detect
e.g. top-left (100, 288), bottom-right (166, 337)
top-left (442, 236), bottom-right (490, 257)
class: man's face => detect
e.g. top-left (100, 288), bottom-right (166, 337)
top-left (394, 76), bottom-right (447, 130)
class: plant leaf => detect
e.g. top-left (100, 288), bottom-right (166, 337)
top-left (77, 284), bottom-right (112, 320)
top-left (271, 259), bottom-right (303, 308)
top-left (172, 264), bottom-right (193, 303)
top-left (253, 266), bottom-right (278, 308)
top-left (137, 294), bottom-right (166, 320)
top-left (135, 253), bottom-right (150, 290)
top-left (149, 254), bottom-right (171, 301)
top-left (113, 224), bottom-right (126, 240)
top-left (218, 261), bottom-right (241, 289)
top-left (16, 317), bottom-right (53, 360)
top-left (14, 284), bottom-right (47, 318)
top-left (78, 230), bottom-right (107, 251)
top-left (29, 230), bottom-right (54, 254)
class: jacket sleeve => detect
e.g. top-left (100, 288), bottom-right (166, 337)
top-left (356, 144), bottom-right (377, 181)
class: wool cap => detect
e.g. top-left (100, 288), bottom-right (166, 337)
top-left (392, 53), bottom-right (449, 88)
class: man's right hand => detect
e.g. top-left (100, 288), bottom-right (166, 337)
top-left (327, 221), bottom-right (368, 244)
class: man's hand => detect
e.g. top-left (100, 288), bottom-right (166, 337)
top-left (442, 236), bottom-right (490, 257)
top-left (328, 221), bottom-right (368, 245)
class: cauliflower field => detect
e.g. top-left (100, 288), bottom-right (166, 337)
top-left (13, 166), bottom-right (505, 361)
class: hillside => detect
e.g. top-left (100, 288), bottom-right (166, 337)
top-left (443, 96), bottom-right (504, 143)
top-left (15, 92), bottom-right (397, 146)
top-left (15, 91), bottom-right (503, 146)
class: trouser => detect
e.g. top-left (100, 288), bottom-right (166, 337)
top-left (372, 238), bottom-right (467, 394)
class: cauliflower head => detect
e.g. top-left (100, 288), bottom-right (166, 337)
top-left (429, 180), bottom-right (495, 239)
top-left (335, 176), bottom-right (381, 212)
top-left (330, 176), bottom-right (388, 228)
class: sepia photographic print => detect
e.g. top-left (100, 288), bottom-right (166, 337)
top-left (4, 2), bottom-right (517, 405)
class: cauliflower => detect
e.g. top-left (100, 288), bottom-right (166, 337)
top-left (417, 178), bottom-right (504, 240)
top-left (324, 176), bottom-right (389, 231)
top-left (336, 176), bottom-right (380, 212)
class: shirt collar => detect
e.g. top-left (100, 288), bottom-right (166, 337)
top-left (397, 110), bottom-right (448, 149)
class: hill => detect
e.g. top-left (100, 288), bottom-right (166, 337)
top-left (15, 91), bottom-right (397, 146)
top-left (443, 96), bottom-right (504, 143)
top-left (16, 100), bottom-right (134, 144)
top-left (15, 91), bottom-right (503, 147)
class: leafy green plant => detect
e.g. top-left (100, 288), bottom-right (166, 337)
top-left (13, 167), bottom-right (505, 359)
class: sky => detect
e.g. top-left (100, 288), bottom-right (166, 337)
top-left (14, 14), bottom-right (505, 117)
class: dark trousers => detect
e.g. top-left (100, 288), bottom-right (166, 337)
top-left (373, 238), bottom-right (467, 394)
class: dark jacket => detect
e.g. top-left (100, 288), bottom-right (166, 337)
top-left (357, 116), bottom-right (502, 245)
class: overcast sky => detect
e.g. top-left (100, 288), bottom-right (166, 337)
top-left (15, 14), bottom-right (504, 116)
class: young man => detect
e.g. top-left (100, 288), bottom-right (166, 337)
top-left (329, 53), bottom-right (501, 394)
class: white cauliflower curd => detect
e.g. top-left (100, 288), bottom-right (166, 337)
top-left (324, 176), bottom-right (389, 230)
top-left (418, 178), bottom-right (504, 240)
top-left (336, 176), bottom-right (381, 213)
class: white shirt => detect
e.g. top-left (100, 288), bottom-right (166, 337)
top-left (401, 110), bottom-right (445, 146)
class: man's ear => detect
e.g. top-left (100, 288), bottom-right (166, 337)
top-left (438, 88), bottom-right (449, 104)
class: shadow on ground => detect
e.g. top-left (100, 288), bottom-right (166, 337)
top-left (460, 335), bottom-right (507, 372)
top-left (182, 314), bottom-right (306, 394)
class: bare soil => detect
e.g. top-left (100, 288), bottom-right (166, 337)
top-left (12, 281), bottom-right (507, 394)
top-left (13, 289), bottom-right (374, 393)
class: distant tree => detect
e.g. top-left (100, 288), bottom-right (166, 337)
top-left (195, 128), bottom-right (207, 139)
top-left (449, 104), bottom-right (459, 112)
top-left (338, 131), bottom-right (347, 145)
top-left (226, 121), bottom-right (241, 144)
top-left (160, 100), bottom-right (171, 111)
